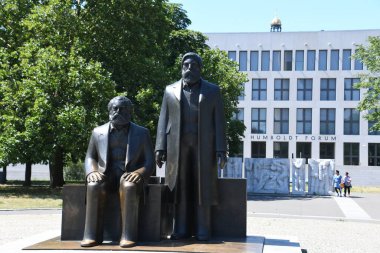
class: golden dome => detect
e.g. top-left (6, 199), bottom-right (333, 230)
top-left (271, 17), bottom-right (281, 26)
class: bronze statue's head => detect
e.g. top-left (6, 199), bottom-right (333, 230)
top-left (181, 52), bottom-right (202, 85)
top-left (108, 96), bottom-right (133, 128)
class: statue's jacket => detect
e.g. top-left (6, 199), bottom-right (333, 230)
top-left (85, 122), bottom-right (154, 184)
top-left (155, 78), bottom-right (227, 206)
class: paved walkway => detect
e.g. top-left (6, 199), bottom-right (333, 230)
top-left (1, 193), bottom-right (380, 252)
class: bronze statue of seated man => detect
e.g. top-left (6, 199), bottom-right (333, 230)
top-left (81, 96), bottom-right (154, 248)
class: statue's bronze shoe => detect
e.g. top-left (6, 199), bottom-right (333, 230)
top-left (119, 239), bottom-right (136, 248)
top-left (80, 239), bottom-right (98, 247)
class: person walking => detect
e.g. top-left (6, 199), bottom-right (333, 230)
top-left (343, 172), bottom-right (352, 197)
top-left (333, 170), bottom-right (343, 197)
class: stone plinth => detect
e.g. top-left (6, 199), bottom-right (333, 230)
top-left (61, 178), bottom-right (247, 241)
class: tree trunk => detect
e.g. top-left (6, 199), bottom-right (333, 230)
top-left (23, 162), bottom-right (32, 186)
top-left (49, 146), bottom-right (65, 188)
top-left (0, 166), bottom-right (6, 183)
top-left (3, 166), bottom-right (6, 181)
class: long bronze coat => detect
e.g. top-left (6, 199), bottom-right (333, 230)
top-left (85, 122), bottom-right (154, 183)
top-left (155, 79), bottom-right (227, 205)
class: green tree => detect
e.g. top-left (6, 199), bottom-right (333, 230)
top-left (0, 0), bottom-right (116, 187)
top-left (0, 0), bottom-right (40, 50)
top-left (354, 36), bottom-right (380, 130)
top-left (0, 0), bottom-right (41, 183)
top-left (0, 41), bottom-right (116, 187)
top-left (79, 0), bottom-right (171, 92)
top-left (198, 49), bottom-right (247, 155)
top-left (78, 2), bottom-right (210, 133)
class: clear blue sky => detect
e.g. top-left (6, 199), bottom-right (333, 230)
top-left (168, 0), bottom-right (380, 33)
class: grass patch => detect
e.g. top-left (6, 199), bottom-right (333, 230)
top-left (0, 180), bottom-right (65, 209)
top-left (351, 186), bottom-right (380, 193)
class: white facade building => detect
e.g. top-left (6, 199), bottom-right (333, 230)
top-left (206, 29), bottom-right (380, 171)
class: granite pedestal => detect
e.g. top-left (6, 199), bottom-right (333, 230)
top-left (60, 178), bottom-right (247, 242)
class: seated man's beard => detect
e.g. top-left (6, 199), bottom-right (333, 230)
top-left (183, 71), bottom-right (200, 85)
top-left (110, 114), bottom-right (130, 127)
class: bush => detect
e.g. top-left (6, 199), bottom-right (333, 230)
top-left (63, 161), bottom-right (85, 182)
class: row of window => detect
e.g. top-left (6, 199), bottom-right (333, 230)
top-left (240, 78), bottom-right (360, 101)
top-left (249, 142), bottom-right (380, 166)
top-left (234, 108), bottom-right (379, 135)
top-left (229, 49), bottom-right (364, 72)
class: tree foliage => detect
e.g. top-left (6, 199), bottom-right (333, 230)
top-left (0, 0), bottom-right (116, 186)
top-left (0, 0), bottom-right (246, 186)
top-left (198, 49), bottom-right (247, 155)
top-left (354, 36), bottom-right (380, 130)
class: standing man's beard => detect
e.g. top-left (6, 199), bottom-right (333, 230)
top-left (183, 70), bottom-right (200, 85)
top-left (110, 113), bottom-right (130, 128)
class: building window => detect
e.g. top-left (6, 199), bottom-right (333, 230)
top-left (252, 79), bottom-right (267, 100)
top-left (274, 79), bottom-right (289, 100)
top-left (342, 49), bottom-right (352, 70)
top-left (252, 142), bottom-right (266, 158)
top-left (274, 108), bottom-right (289, 134)
top-left (284, 50), bottom-right (292, 71)
top-left (251, 108), bottom-right (266, 134)
top-left (344, 143), bottom-right (359, 165)
top-left (238, 83), bottom-right (245, 101)
top-left (274, 142), bottom-right (289, 158)
top-left (344, 78), bottom-right (360, 101)
top-left (320, 78), bottom-right (336, 101)
top-left (232, 108), bottom-right (244, 122)
top-left (228, 51), bottom-right (236, 61)
top-left (369, 143), bottom-right (380, 166)
top-left (318, 50), bottom-right (327, 70)
top-left (250, 51), bottom-right (259, 71)
top-left (344, 108), bottom-right (360, 135)
top-left (297, 108), bottom-right (312, 134)
top-left (330, 49), bottom-right (339, 70)
top-left (272, 50), bottom-right (281, 71)
top-left (354, 49), bottom-right (364, 70)
top-left (296, 142), bottom-right (311, 162)
top-left (297, 79), bottom-right (313, 101)
top-left (320, 143), bottom-right (335, 159)
top-left (307, 50), bottom-right (316, 71)
top-left (261, 50), bottom-right (270, 71)
top-left (239, 51), bottom-right (247, 71)
top-left (320, 108), bottom-right (335, 135)
top-left (295, 50), bottom-right (304, 71)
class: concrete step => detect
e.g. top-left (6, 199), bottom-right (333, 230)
top-left (263, 235), bottom-right (302, 253)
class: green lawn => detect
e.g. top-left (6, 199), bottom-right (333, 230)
top-left (0, 181), bottom-right (63, 209)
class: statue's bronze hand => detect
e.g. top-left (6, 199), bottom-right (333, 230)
top-left (123, 172), bottom-right (142, 184)
top-left (155, 150), bottom-right (166, 168)
top-left (86, 171), bottom-right (105, 183)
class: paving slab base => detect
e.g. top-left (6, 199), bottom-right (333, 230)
top-left (24, 236), bottom-right (265, 253)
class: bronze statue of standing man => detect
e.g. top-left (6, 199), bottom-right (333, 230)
top-left (81, 96), bottom-right (154, 248)
top-left (155, 52), bottom-right (227, 240)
